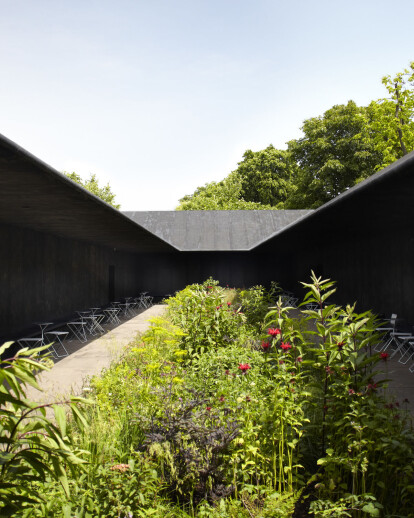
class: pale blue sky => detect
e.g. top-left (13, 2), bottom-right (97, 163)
top-left (1, 0), bottom-right (413, 209)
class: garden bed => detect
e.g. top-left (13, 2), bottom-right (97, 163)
top-left (2, 274), bottom-right (414, 517)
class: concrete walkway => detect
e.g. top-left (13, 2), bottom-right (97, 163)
top-left (26, 305), bottom-right (166, 404)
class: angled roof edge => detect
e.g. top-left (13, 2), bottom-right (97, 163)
top-left (123, 210), bottom-right (312, 251)
top-left (0, 132), bottom-right (178, 252)
top-left (251, 150), bottom-right (414, 250)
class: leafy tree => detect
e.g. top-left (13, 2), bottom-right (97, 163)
top-left (176, 172), bottom-right (276, 210)
top-left (368, 61), bottom-right (414, 169)
top-left (176, 62), bottom-right (414, 211)
top-left (286, 101), bottom-right (383, 209)
top-left (64, 172), bottom-right (120, 209)
top-left (233, 145), bottom-right (297, 208)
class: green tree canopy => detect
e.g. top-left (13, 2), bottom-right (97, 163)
top-left (176, 62), bottom-right (414, 211)
top-left (234, 146), bottom-right (297, 208)
top-left (368, 61), bottom-right (414, 169)
top-left (64, 172), bottom-right (120, 209)
top-left (176, 172), bottom-right (276, 210)
top-left (286, 101), bottom-right (383, 208)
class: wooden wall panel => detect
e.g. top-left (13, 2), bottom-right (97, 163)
top-left (0, 223), bottom-right (141, 340)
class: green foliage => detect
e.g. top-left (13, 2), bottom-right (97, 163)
top-left (0, 342), bottom-right (90, 517)
top-left (64, 172), bottom-right (120, 209)
top-left (177, 61), bottom-right (414, 211)
top-left (176, 172), bottom-right (276, 210)
top-left (368, 61), bottom-right (414, 169)
top-left (236, 282), bottom-right (282, 331)
top-left (9, 277), bottom-right (414, 517)
top-left (234, 146), bottom-right (297, 208)
top-left (310, 493), bottom-right (382, 517)
top-left (166, 279), bottom-right (247, 358)
top-left (286, 101), bottom-right (382, 209)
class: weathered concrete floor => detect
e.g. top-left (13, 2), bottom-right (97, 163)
top-left (26, 305), bottom-right (166, 404)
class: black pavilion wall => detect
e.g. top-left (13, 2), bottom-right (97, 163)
top-left (259, 227), bottom-right (414, 321)
top-left (0, 222), bottom-right (140, 340)
top-left (135, 251), bottom-right (290, 295)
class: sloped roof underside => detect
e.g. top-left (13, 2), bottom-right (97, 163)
top-left (0, 134), bottom-right (176, 253)
top-left (123, 210), bottom-right (312, 251)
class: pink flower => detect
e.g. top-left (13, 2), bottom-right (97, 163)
top-left (238, 363), bottom-right (251, 373)
top-left (268, 328), bottom-right (281, 337)
top-left (296, 356), bottom-right (303, 363)
top-left (261, 341), bottom-right (271, 350)
top-left (280, 342), bottom-right (292, 351)
top-left (348, 388), bottom-right (355, 395)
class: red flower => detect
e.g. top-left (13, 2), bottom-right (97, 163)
top-left (206, 406), bottom-right (211, 411)
top-left (261, 341), bottom-right (271, 350)
top-left (219, 395), bottom-right (225, 402)
top-left (279, 360), bottom-right (285, 365)
top-left (227, 302), bottom-right (231, 307)
top-left (336, 341), bottom-right (345, 350)
top-left (348, 388), bottom-right (355, 395)
top-left (280, 342), bottom-right (292, 351)
top-left (367, 383), bottom-right (378, 392)
top-left (225, 369), bottom-right (230, 375)
top-left (380, 352), bottom-right (389, 361)
top-left (238, 363), bottom-right (251, 373)
top-left (268, 328), bottom-right (281, 337)
top-left (296, 356), bottom-right (303, 363)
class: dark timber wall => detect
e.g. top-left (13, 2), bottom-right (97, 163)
top-left (136, 251), bottom-right (292, 296)
top-left (0, 222), bottom-right (141, 340)
top-left (254, 151), bottom-right (414, 321)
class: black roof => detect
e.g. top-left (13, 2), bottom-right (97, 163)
top-left (254, 149), bottom-right (414, 251)
top-left (0, 133), bottom-right (177, 253)
top-left (2, 130), bottom-right (413, 255)
top-left (123, 210), bottom-right (312, 251)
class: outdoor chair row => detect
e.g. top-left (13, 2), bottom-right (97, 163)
top-left (16, 293), bottom-right (154, 359)
top-left (374, 313), bottom-right (414, 372)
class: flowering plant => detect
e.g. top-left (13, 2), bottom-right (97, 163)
top-left (268, 327), bottom-right (281, 337)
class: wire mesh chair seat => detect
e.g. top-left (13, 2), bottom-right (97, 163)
top-left (136, 293), bottom-right (153, 309)
top-left (66, 320), bottom-right (87, 343)
top-left (103, 307), bottom-right (121, 325)
top-left (45, 331), bottom-right (69, 358)
top-left (280, 292), bottom-right (298, 307)
top-left (374, 314), bottom-right (398, 352)
top-left (395, 338), bottom-right (414, 365)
